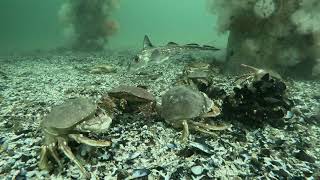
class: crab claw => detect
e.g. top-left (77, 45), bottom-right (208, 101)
top-left (202, 105), bottom-right (221, 118)
top-left (76, 113), bottom-right (113, 134)
top-left (69, 134), bottom-right (111, 147)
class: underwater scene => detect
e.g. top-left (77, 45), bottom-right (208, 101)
top-left (0, 0), bottom-right (320, 179)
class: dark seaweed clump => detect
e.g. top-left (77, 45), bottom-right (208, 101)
top-left (222, 73), bottom-right (294, 127)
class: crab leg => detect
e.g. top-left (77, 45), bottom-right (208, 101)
top-left (191, 126), bottom-right (218, 136)
top-left (190, 121), bottom-right (230, 131)
top-left (57, 137), bottom-right (91, 179)
top-left (39, 146), bottom-right (49, 170)
top-left (240, 64), bottom-right (260, 72)
top-left (69, 134), bottom-right (111, 147)
top-left (234, 73), bottom-right (254, 84)
top-left (181, 120), bottom-right (190, 142)
top-left (188, 121), bottom-right (230, 137)
top-left (48, 145), bottom-right (62, 168)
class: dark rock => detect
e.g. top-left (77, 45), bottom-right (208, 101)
top-left (273, 169), bottom-right (289, 178)
top-left (177, 148), bottom-right (194, 158)
top-left (265, 165), bottom-right (273, 172)
top-left (250, 158), bottom-right (263, 172)
top-left (270, 160), bottom-right (282, 167)
top-left (303, 170), bottom-right (313, 177)
top-left (0, 137), bottom-right (4, 145)
top-left (272, 139), bottom-right (286, 150)
top-left (116, 169), bottom-right (129, 179)
top-left (295, 139), bottom-right (312, 150)
top-left (260, 148), bottom-right (272, 157)
top-left (294, 150), bottom-right (316, 163)
top-left (25, 164), bottom-right (37, 171)
top-left (269, 118), bottom-right (286, 129)
top-left (205, 85), bottom-right (226, 99)
top-left (231, 127), bottom-right (247, 142)
top-left (225, 151), bottom-right (237, 161)
top-left (154, 166), bottom-right (166, 173)
top-left (0, 163), bottom-right (11, 174)
top-left (15, 128), bottom-right (33, 136)
top-left (171, 167), bottom-right (187, 179)
top-left (20, 154), bottom-right (32, 163)
top-left (286, 124), bottom-right (298, 131)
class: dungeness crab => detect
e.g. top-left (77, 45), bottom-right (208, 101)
top-left (176, 62), bottom-right (213, 92)
top-left (39, 97), bottom-right (112, 178)
top-left (107, 85), bottom-right (156, 115)
top-left (160, 85), bottom-right (229, 142)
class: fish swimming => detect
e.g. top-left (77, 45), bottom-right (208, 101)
top-left (128, 35), bottom-right (220, 70)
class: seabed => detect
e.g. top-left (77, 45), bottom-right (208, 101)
top-left (0, 50), bottom-right (319, 179)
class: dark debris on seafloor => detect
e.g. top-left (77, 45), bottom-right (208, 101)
top-left (222, 73), bottom-right (294, 127)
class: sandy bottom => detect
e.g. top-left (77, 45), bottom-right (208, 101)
top-left (0, 50), bottom-right (319, 179)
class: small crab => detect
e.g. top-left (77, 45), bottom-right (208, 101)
top-left (107, 85), bottom-right (156, 115)
top-left (39, 97), bottom-right (112, 178)
top-left (176, 62), bottom-right (213, 92)
top-left (235, 64), bottom-right (282, 85)
top-left (160, 85), bottom-right (229, 142)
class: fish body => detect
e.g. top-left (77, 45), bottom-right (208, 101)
top-left (129, 35), bottom-right (219, 70)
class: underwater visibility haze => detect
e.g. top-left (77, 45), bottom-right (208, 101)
top-left (0, 0), bottom-right (319, 179)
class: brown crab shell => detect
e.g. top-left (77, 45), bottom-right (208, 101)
top-left (41, 97), bottom-right (97, 131)
top-left (108, 85), bottom-right (155, 103)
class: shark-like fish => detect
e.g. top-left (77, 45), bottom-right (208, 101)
top-left (128, 35), bottom-right (220, 70)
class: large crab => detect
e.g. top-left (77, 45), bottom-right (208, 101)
top-left (39, 97), bottom-right (112, 178)
top-left (159, 85), bottom-right (229, 142)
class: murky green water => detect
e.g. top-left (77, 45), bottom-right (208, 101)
top-left (0, 0), bottom-right (227, 53)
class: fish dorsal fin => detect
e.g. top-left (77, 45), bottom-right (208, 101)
top-left (186, 43), bottom-right (200, 47)
top-left (167, 42), bottom-right (178, 46)
top-left (143, 35), bottom-right (153, 49)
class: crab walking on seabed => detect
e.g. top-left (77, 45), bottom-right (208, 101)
top-left (159, 85), bottom-right (230, 142)
top-left (38, 97), bottom-right (112, 179)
